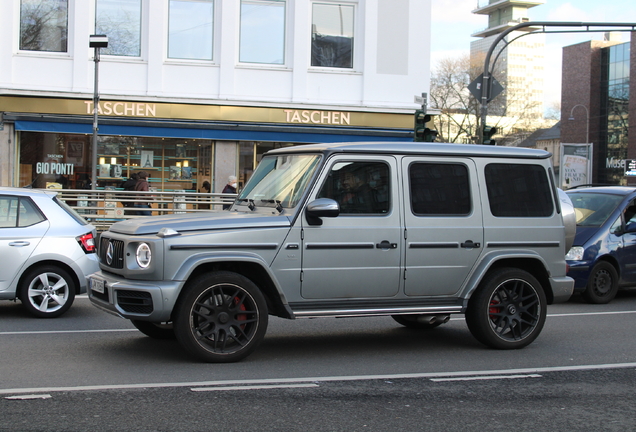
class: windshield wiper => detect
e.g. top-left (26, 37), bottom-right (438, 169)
top-left (261, 200), bottom-right (283, 213)
top-left (237, 198), bottom-right (256, 211)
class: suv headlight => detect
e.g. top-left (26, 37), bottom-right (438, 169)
top-left (136, 243), bottom-right (152, 268)
top-left (565, 246), bottom-right (584, 261)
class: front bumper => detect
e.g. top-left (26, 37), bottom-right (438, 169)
top-left (88, 271), bottom-right (182, 322)
top-left (566, 260), bottom-right (592, 292)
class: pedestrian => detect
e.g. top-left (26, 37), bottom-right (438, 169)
top-left (198, 180), bottom-right (211, 210)
top-left (222, 175), bottom-right (237, 210)
top-left (133, 171), bottom-right (152, 216)
top-left (120, 172), bottom-right (139, 210)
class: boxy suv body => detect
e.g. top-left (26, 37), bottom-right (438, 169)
top-left (89, 142), bottom-right (574, 362)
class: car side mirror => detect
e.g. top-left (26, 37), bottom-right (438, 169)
top-left (305, 198), bottom-right (340, 226)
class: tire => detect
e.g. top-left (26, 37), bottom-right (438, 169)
top-left (465, 268), bottom-right (546, 350)
top-left (582, 261), bottom-right (618, 304)
top-left (19, 265), bottom-right (76, 318)
top-left (131, 320), bottom-right (175, 339)
top-left (173, 271), bottom-right (268, 363)
top-left (392, 314), bottom-right (449, 329)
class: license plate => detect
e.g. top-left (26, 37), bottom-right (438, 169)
top-left (92, 278), bottom-right (105, 294)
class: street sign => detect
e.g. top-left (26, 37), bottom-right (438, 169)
top-left (468, 74), bottom-right (503, 102)
top-left (414, 92), bottom-right (427, 108)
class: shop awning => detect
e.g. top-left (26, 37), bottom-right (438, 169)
top-left (12, 117), bottom-right (413, 143)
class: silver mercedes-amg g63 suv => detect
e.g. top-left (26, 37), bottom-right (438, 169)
top-left (89, 142), bottom-right (575, 362)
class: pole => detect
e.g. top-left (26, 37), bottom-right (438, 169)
top-left (91, 46), bottom-right (100, 190)
top-left (569, 104), bottom-right (589, 144)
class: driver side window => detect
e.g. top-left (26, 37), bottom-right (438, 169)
top-left (317, 161), bottom-right (390, 215)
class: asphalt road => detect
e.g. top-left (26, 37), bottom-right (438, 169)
top-left (1, 292), bottom-right (636, 431)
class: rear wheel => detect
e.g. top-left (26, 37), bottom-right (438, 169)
top-left (19, 265), bottom-right (76, 318)
top-left (466, 268), bottom-right (546, 350)
top-left (391, 314), bottom-right (449, 329)
top-left (174, 271), bottom-right (268, 363)
top-left (131, 320), bottom-right (175, 339)
top-left (582, 261), bottom-right (618, 304)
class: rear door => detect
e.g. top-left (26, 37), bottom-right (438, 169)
top-left (402, 157), bottom-right (484, 297)
top-left (0, 196), bottom-right (48, 292)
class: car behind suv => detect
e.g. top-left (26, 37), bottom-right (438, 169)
top-left (0, 187), bottom-right (98, 317)
top-left (89, 142), bottom-right (574, 362)
top-left (566, 186), bottom-right (636, 303)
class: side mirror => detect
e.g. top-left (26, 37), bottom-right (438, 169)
top-left (305, 198), bottom-right (340, 226)
top-left (625, 221), bottom-right (636, 234)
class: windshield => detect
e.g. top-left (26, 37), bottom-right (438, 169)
top-left (237, 154), bottom-right (322, 209)
top-left (567, 192), bottom-right (624, 227)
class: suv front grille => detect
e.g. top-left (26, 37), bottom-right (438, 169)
top-left (99, 237), bottom-right (125, 269)
top-left (117, 290), bottom-right (153, 314)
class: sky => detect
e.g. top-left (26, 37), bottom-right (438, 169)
top-left (430, 0), bottom-right (636, 111)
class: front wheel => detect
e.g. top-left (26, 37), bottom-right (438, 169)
top-left (465, 268), bottom-right (546, 350)
top-left (19, 265), bottom-right (76, 318)
top-left (173, 271), bottom-right (268, 363)
top-left (582, 261), bottom-right (618, 304)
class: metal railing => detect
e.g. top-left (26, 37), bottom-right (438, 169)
top-left (49, 188), bottom-right (237, 232)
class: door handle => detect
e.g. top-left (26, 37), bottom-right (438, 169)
top-left (376, 240), bottom-right (397, 250)
top-left (9, 241), bottom-right (30, 247)
top-left (461, 240), bottom-right (480, 249)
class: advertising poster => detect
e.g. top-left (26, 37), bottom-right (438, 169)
top-left (560, 143), bottom-right (593, 189)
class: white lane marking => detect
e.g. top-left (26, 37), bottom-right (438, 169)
top-left (4, 310), bottom-right (636, 336)
top-left (0, 329), bottom-right (136, 336)
top-left (0, 363), bottom-right (635, 395)
top-left (5, 394), bottom-right (52, 400)
top-left (191, 383), bottom-right (319, 392)
top-left (430, 374), bottom-right (542, 382)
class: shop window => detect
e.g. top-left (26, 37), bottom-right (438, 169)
top-left (168, 0), bottom-right (214, 60)
top-left (311, 2), bottom-right (354, 68)
top-left (239, 0), bottom-right (286, 65)
top-left (96, 0), bottom-right (142, 57)
top-left (20, 0), bottom-right (68, 52)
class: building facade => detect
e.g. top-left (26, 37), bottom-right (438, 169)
top-left (561, 36), bottom-right (634, 185)
top-left (0, 0), bottom-right (430, 192)
top-left (470, 0), bottom-right (545, 120)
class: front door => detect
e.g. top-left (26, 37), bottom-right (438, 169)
top-left (300, 156), bottom-right (401, 299)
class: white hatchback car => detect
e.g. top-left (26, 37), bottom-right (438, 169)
top-left (0, 187), bottom-right (99, 317)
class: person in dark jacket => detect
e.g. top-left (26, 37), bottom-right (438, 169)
top-left (222, 175), bottom-right (237, 210)
top-left (133, 171), bottom-right (152, 216)
top-left (120, 173), bottom-right (139, 209)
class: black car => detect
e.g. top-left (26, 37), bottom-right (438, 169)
top-left (566, 186), bottom-right (636, 304)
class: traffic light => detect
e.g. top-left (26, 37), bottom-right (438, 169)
top-left (414, 110), bottom-right (438, 142)
top-left (483, 125), bottom-right (497, 145)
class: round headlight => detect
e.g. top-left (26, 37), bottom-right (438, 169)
top-left (136, 243), bottom-right (152, 268)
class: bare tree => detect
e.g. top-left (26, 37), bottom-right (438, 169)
top-left (430, 53), bottom-right (547, 146)
top-left (20, 0), bottom-right (68, 52)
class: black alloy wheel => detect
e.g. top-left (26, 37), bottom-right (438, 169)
top-left (174, 271), bottom-right (268, 363)
top-left (466, 268), bottom-right (546, 350)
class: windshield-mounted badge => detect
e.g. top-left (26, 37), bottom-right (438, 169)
top-left (106, 241), bottom-right (114, 266)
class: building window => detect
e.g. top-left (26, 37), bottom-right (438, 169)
top-left (20, 0), bottom-right (68, 52)
top-left (168, 0), bottom-right (214, 60)
top-left (239, 0), bottom-right (286, 64)
top-left (95, 0), bottom-right (142, 57)
top-left (311, 2), bottom-right (354, 68)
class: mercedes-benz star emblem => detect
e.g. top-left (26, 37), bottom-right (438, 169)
top-left (106, 241), bottom-right (114, 266)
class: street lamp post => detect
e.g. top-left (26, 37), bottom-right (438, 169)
top-left (89, 34), bottom-right (108, 190)
top-left (568, 104), bottom-right (590, 144)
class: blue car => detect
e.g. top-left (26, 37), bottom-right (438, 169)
top-left (566, 186), bottom-right (636, 304)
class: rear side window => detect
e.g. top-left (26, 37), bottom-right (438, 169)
top-left (0, 196), bottom-right (45, 228)
top-left (409, 163), bottom-right (471, 216)
top-left (485, 164), bottom-right (553, 217)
